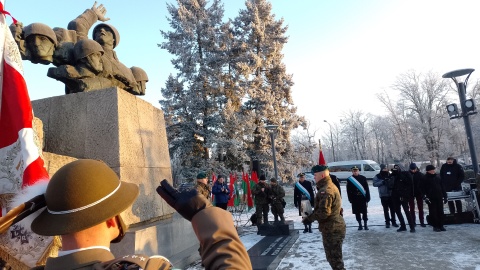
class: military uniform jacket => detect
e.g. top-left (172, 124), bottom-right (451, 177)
top-left (196, 182), bottom-right (212, 200)
top-left (270, 184), bottom-right (285, 206)
top-left (32, 208), bottom-right (252, 270)
top-left (252, 182), bottom-right (270, 204)
top-left (30, 249), bottom-right (172, 270)
top-left (306, 176), bottom-right (346, 234)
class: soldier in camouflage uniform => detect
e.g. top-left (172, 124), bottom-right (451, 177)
top-left (252, 175), bottom-right (271, 226)
top-left (195, 172), bottom-right (211, 201)
top-left (269, 178), bottom-right (285, 223)
top-left (304, 165), bottom-right (346, 270)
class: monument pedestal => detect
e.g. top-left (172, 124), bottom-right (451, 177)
top-left (257, 220), bottom-right (294, 236)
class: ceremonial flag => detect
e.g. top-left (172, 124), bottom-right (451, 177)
top-left (318, 139), bottom-right (326, 165)
top-left (251, 170), bottom-right (259, 184)
top-left (233, 174), bottom-right (241, 206)
top-left (242, 172), bottom-right (254, 209)
top-left (211, 172), bottom-right (216, 205)
top-left (227, 173), bottom-right (235, 207)
top-left (0, 2), bottom-right (49, 207)
top-left (0, 4), bottom-right (52, 268)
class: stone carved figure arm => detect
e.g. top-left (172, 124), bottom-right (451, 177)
top-left (67, 2), bottom-right (110, 41)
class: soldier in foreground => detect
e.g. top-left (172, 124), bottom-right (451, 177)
top-left (30, 159), bottom-right (252, 269)
top-left (303, 165), bottom-right (346, 270)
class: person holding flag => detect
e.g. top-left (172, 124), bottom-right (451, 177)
top-left (252, 175), bottom-right (271, 229)
top-left (294, 173), bottom-right (314, 233)
top-left (346, 166), bottom-right (370, 230)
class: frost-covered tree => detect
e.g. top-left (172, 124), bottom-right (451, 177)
top-left (231, 0), bottom-right (304, 179)
top-left (159, 0), bottom-right (228, 178)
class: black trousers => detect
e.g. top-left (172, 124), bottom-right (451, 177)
top-left (380, 196), bottom-right (396, 223)
top-left (216, 202), bottom-right (228, 210)
top-left (428, 199), bottom-right (445, 228)
top-left (393, 196), bottom-right (414, 229)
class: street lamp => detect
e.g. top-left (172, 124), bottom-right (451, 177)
top-left (265, 124), bottom-right (279, 181)
top-left (323, 120), bottom-right (336, 162)
top-left (442, 68), bottom-right (479, 174)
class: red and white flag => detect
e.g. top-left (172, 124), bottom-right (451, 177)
top-left (0, 2), bottom-right (49, 211)
top-left (0, 3), bottom-right (53, 268)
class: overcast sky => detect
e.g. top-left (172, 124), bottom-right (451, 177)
top-left (6, 0), bottom-right (480, 136)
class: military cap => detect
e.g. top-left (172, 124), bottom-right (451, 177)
top-left (312, 165), bottom-right (328, 173)
top-left (351, 166), bottom-right (360, 171)
top-left (298, 172), bottom-right (305, 177)
top-left (32, 159), bottom-right (139, 236)
top-left (426, 165), bottom-right (436, 171)
top-left (196, 172), bottom-right (207, 179)
top-left (259, 175), bottom-right (267, 181)
top-left (270, 178), bottom-right (277, 182)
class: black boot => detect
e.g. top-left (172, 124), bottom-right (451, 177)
top-left (280, 214), bottom-right (285, 223)
top-left (358, 221), bottom-right (363, 230)
top-left (308, 224), bottom-right (312, 233)
top-left (391, 221), bottom-right (399, 227)
top-left (364, 221), bottom-right (369, 230)
top-left (420, 221), bottom-right (426, 227)
top-left (397, 226), bottom-right (407, 232)
top-left (386, 221), bottom-right (390, 228)
top-left (274, 215), bottom-right (279, 223)
top-left (303, 224), bottom-right (308, 233)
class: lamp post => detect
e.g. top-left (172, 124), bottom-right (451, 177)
top-left (265, 125), bottom-right (279, 181)
top-left (442, 68), bottom-right (479, 174)
top-left (323, 120), bottom-right (336, 162)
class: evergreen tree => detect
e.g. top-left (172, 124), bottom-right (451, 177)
top-left (159, 0), bottom-right (228, 178)
top-left (232, 0), bottom-right (304, 179)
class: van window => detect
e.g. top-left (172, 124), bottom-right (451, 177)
top-left (330, 164), bottom-right (362, 172)
top-left (364, 164), bottom-right (374, 171)
top-left (369, 163), bottom-right (381, 170)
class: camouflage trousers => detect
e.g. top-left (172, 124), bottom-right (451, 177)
top-left (255, 203), bottom-right (269, 225)
top-left (271, 202), bottom-right (284, 215)
top-left (322, 230), bottom-right (346, 270)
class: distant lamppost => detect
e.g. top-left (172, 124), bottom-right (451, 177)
top-left (265, 124), bottom-right (279, 181)
top-left (442, 68), bottom-right (479, 174)
top-left (323, 120), bottom-right (336, 162)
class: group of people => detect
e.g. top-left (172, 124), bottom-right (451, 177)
top-left (365, 158), bottom-right (464, 233)
top-left (252, 175), bottom-right (286, 226)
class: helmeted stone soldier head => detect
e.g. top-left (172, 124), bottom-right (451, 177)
top-left (92, 23), bottom-right (120, 49)
top-left (73, 39), bottom-right (104, 74)
top-left (130, 66), bottom-right (148, 95)
top-left (24, 22), bottom-right (58, 64)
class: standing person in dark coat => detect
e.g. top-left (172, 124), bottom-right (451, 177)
top-left (373, 164), bottom-right (398, 228)
top-left (422, 165), bottom-right (448, 232)
top-left (294, 173), bottom-right (315, 233)
top-left (347, 166), bottom-right (370, 230)
top-left (252, 175), bottom-right (271, 227)
top-left (330, 173), bottom-right (342, 196)
top-left (391, 164), bottom-right (415, 232)
top-left (212, 175), bottom-right (230, 210)
top-left (408, 163), bottom-right (426, 227)
top-left (440, 157), bottom-right (465, 214)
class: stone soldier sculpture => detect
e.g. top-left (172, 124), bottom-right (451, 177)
top-left (10, 2), bottom-right (146, 95)
top-left (269, 178), bottom-right (285, 223)
top-left (304, 165), bottom-right (346, 270)
top-left (252, 175), bottom-right (271, 228)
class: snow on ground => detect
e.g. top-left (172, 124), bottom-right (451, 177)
top-left (186, 181), bottom-right (480, 270)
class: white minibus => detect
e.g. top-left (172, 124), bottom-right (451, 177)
top-left (327, 160), bottom-right (381, 181)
